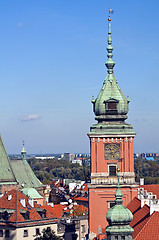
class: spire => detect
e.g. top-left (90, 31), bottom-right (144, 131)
top-left (90, 13), bottom-right (135, 132)
top-left (115, 167), bottom-right (123, 205)
top-left (105, 16), bottom-right (115, 82)
top-left (21, 141), bottom-right (27, 163)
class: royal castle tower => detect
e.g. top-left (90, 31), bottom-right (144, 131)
top-left (88, 16), bottom-right (138, 236)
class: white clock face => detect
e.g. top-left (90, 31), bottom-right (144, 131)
top-left (105, 143), bottom-right (120, 160)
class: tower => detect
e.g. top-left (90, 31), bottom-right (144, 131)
top-left (88, 16), bottom-right (138, 236)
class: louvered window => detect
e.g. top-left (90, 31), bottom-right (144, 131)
top-left (108, 102), bottom-right (117, 110)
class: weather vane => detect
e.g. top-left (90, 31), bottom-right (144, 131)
top-left (109, 9), bottom-right (114, 14)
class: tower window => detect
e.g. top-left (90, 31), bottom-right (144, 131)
top-left (108, 102), bottom-right (117, 110)
top-left (109, 166), bottom-right (116, 176)
top-left (104, 98), bottom-right (119, 112)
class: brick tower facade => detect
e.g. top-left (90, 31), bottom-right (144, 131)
top-left (88, 16), bottom-right (138, 237)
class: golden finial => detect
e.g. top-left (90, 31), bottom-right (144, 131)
top-left (108, 9), bottom-right (114, 22)
top-left (117, 166), bottom-right (120, 173)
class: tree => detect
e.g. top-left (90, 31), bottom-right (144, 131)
top-left (34, 228), bottom-right (62, 240)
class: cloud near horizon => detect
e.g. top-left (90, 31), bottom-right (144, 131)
top-left (21, 115), bottom-right (41, 122)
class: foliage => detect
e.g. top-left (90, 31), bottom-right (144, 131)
top-left (34, 228), bottom-right (62, 240)
top-left (73, 205), bottom-right (88, 217)
top-left (28, 156), bottom-right (159, 185)
top-left (28, 158), bottom-right (90, 184)
top-left (134, 157), bottom-right (159, 184)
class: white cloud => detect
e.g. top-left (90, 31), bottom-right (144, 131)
top-left (21, 115), bottom-right (41, 121)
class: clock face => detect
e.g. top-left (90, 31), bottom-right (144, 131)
top-left (105, 143), bottom-right (120, 160)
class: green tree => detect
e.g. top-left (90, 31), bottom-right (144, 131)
top-left (34, 228), bottom-right (62, 240)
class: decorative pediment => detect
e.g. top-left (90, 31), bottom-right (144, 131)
top-left (103, 98), bottom-right (119, 103)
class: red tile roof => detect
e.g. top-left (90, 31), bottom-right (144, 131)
top-left (9, 210), bottom-right (25, 222)
top-left (74, 197), bottom-right (88, 202)
top-left (0, 190), bottom-right (57, 224)
top-left (43, 204), bottom-right (63, 218)
top-left (79, 183), bottom-right (88, 192)
top-left (135, 211), bottom-right (159, 240)
top-left (140, 185), bottom-right (159, 199)
top-left (130, 204), bottom-right (150, 239)
top-left (29, 208), bottom-right (42, 221)
top-left (0, 189), bottom-right (31, 210)
top-left (127, 197), bottom-right (141, 214)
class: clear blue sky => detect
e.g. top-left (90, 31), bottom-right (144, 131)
top-left (0, 0), bottom-right (159, 154)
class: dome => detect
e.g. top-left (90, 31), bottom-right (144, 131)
top-left (107, 204), bottom-right (133, 226)
top-left (106, 171), bottom-right (133, 226)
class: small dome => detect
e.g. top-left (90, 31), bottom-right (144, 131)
top-left (106, 204), bottom-right (133, 226)
top-left (106, 171), bottom-right (133, 226)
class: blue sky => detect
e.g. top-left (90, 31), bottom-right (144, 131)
top-left (0, 0), bottom-right (159, 154)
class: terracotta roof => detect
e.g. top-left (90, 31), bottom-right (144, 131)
top-left (29, 208), bottom-right (42, 221)
top-left (0, 190), bottom-right (56, 224)
top-left (9, 210), bottom-right (25, 222)
top-left (127, 197), bottom-right (141, 214)
top-left (43, 204), bottom-right (63, 218)
top-left (74, 197), bottom-right (88, 202)
top-left (135, 212), bottom-right (159, 240)
top-left (0, 189), bottom-right (32, 210)
top-left (140, 184), bottom-right (159, 199)
top-left (130, 204), bottom-right (150, 239)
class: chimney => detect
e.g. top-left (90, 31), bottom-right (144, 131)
top-left (140, 178), bottom-right (144, 185)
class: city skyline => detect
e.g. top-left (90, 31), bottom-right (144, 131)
top-left (0, 0), bottom-right (159, 154)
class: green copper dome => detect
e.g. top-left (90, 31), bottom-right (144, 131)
top-left (106, 176), bottom-right (133, 226)
top-left (92, 18), bottom-right (129, 123)
top-left (106, 171), bottom-right (134, 238)
top-left (106, 204), bottom-right (133, 226)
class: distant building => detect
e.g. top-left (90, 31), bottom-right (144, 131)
top-left (63, 153), bottom-right (75, 161)
top-left (71, 159), bottom-right (82, 165)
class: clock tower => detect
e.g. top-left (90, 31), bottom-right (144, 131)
top-left (88, 16), bottom-right (138, 237)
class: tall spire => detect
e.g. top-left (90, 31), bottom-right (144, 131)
top-left (90, 13), bottom-right (134, 128)
top-left (21, 141), bottom-right (27, 163)
top-left (105, 16), bottom-right (115, 82)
